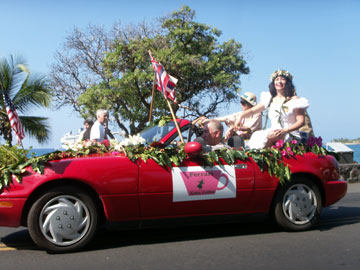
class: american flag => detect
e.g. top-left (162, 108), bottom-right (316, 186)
top-left (2, 91), bottom-right (25, 142)
top-left (149, 51), bottom-right (178, 101)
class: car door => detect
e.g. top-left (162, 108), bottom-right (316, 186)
top-left (138, 157), bottom-right (255, 218)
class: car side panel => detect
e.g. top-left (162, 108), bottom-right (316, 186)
top-left (138, 158), bottom-right (255, 218)
top-left (252, 164), bottom-right (278, 212)
top-left (1, 155), bottom-right (141, 222)
top-left (2, 155), bottom-right (139, 196)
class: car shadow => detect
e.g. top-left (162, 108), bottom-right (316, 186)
top-left (0, 229), bottom-right (40, 251)
top-left (86, 205), bottom-right (360, 252)
top-left (88, 219), bottom-right (279, 252)
top-left (316, 205), bottom-right (360, 230)
top-left (2, 206), bottom-right (360, 253)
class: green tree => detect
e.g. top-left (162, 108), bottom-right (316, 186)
top-left (51, 6), bottom-right (249, 135)
top-left (0, 55), bottom-right (52, 146)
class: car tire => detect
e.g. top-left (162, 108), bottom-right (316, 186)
top-left (273, 177), bottom-right (322, 231)
top-left (27, 186), bottom-right (99, 253)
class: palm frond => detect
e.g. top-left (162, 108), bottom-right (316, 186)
top-left (1, 55), bottom-right (53, 145)
top-left (14, 75), bottom-right (52, 113)
top-left (19, 116), bottom-right (51, 143)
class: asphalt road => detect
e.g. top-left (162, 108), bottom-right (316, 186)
top-left (1, 183), bottom-right (360, 270)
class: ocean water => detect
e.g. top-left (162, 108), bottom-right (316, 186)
top-left (28, 148), bottom-right (56, 157)
top-left (347, 144), bottom-right (360, 163)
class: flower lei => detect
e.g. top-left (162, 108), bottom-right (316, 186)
top-left (270, 69), bottom-right (293, 81)
top-left (0, 135), bottom-right (335, 191)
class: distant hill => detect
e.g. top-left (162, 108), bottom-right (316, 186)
top-left (331, 137), bottom-right (360, 144)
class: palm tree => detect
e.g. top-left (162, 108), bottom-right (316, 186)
top-left (0, 55), bottom-right (52, 146)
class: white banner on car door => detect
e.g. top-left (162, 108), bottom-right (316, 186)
top-left (172, 165), bottom-right (236, 202)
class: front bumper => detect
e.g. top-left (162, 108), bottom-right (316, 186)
top-left (0, 198), bottom-right (27, 227)
top-left (323, 180), bottom-right (348, 207)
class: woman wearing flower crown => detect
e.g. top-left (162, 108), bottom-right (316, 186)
top-left (225, 69), bottom-right (309, 149)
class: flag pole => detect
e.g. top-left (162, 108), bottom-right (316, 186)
top-left (18, 139), bottom-right (28, 161)
top-left (166, 99), bottom-right (184, 144)
top-left (148, 75), bottom-right (156, 123)
top-left (1, 87), bottom-right (28, 160)
top-left (148, 49), bottom-right (184, 143)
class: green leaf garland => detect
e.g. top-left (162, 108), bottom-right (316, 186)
top-left (0, 138), bottom-right (337, 191)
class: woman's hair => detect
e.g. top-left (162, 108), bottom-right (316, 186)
top-left (268, 76), bottom-right (296, 98)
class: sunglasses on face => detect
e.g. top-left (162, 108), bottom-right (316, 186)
top-left (241, 100), bottom-right (250, 106)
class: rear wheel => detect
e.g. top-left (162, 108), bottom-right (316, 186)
top-left (273, 177), bottom-right (322, 231)
top-left (27, 186), bottom-right (99, 253)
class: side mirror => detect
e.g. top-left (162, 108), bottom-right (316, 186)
top-left (184, 141), bottom-right (203, 156)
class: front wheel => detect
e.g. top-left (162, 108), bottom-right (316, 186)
top-left (272, 178), bottom-right (322, 231)
top-left (27, 186), bottom-right (99, 253)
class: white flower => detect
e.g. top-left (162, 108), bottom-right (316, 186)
top-left (270, 69), bottom-right (293, 81)
top-left (114, 144), bottom-right (124, 152)
top-left (68, 141), bottom-right (85, 151)
top-left (65, 139), bottom-right (102, 151)
top-left (119, 134), bottom-right (146, 147)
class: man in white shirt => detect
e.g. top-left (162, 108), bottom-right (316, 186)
top-left (90, 109), bottom-right (109, 142)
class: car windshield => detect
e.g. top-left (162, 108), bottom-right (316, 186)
top-left (140, 122), bottom-right (176, 143)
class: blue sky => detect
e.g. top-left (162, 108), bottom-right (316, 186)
top-left (1, 0), bottom-right (359, 148)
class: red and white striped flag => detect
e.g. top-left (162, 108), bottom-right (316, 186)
top-left (149, 51), bottom-right (178, 101)
top-left (2, 91), bottom-right (25, 142)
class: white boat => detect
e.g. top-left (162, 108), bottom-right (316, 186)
top-left (60, 129), bottom-right (83, 149)
top-left (325, 142), bottom-right (354, 164)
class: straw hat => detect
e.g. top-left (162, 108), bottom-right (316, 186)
top-left (240, 92), bottom-right (257, 107)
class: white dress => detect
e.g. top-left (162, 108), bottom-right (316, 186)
top-left (247, 92), bottom-right (309, 149)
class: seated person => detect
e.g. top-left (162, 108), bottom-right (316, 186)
top-left (198, 92), bottom-right (262, 148)
top-left (195, 120), bottom-right (229, 152)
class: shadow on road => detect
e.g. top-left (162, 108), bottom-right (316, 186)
top-left (0, 229), bottom-right (39, 251)
top-left (317, 205), bottom-right (360, 230)
top-left (2, 205), bottom-right (360, 253)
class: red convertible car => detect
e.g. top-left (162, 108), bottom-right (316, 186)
top-left (0, 119), bottom-right (347, 253)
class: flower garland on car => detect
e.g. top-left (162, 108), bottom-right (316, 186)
top-left (0, 134), bottom-right (336, 190)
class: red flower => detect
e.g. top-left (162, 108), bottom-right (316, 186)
top-left (102, 139), bottom-right (110, 147)
top-left (150, 141), bottom-right (164, 148)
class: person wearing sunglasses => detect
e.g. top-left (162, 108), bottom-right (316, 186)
top-left (215, 92), bottom-right (262, 148)
top-left (197, 92), bottom-right (261, 148)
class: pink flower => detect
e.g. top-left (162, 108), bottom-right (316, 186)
top-left (291, 140), bottom-right (298, 145)
top-left (281, 150), bottom-right (287, 156)
top-left (276, 140), bottom-right (285, 148)
top-left (286, 147), bottom-right (294, 155)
